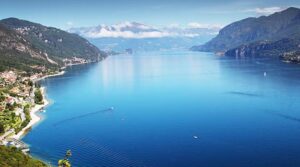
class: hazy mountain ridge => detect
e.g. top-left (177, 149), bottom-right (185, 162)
top-left (89, 36), bottom-right (214, 53)
top-left (69, 21), bottom-right (220, 39)
top-left (191, 7), bottom-right (300, 62)
top-left (70, 21), bottom-right (219, 52)
top-left (0, 18), bottom-right (106, 72)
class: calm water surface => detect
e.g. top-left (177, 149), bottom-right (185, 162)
top-left (23, 51), bottom-right (300, 167)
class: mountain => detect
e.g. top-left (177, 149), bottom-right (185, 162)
top-left (224, 38), bottom-right (300, 58)
top-left (69, 22), bottom-right (162, 39)
top-left (0, 23), bottom-right (48, 72)
top-left (69, 21), bottom-right (219, 39)
top-left (88, 36), bottom-right (213, 53)
top-left (69, 22), bottom-right (219, 52)
top-left (191, 7), bottom-right (300, 62)
top-left (0, 18), bottom-right (106, 72)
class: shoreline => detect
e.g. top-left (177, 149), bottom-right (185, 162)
top-left (12, 71), bottom-right (66, 140)
top-left (10, 60), bottom-right (99, 140)
top-left (12, 87), bottom-right (49, 140)
top-left (35, 70), bottom-right (65, 82)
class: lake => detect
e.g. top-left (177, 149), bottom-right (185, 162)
top-left (23, 50), bottom-right (300, 167)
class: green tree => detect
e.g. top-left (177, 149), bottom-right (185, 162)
top-left (34, 88), bottom-right (43, 104)
top-left (6, 103), bottom-right (15, 111)
top-left (58, 150), bottom-right (72, 167)
top-left (28, 80), bottom-right (33, 87)
top-left (0, 123), bottom-right (4, 134)
top-left (0, 94), bottom-right (5, 102)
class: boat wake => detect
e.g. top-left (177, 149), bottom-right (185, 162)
top-left (53, 107), bottom-right (114, 127)
top-left (226, 91), bottom-right (263, 97)
top-left (265, 110), bottom-right (300, 123)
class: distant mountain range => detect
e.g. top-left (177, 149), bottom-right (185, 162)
top-left (191, 7), bottom-right (300, 62)
top-left (69, 22), bottom-right (220, 52)
top-left (0, 18), bottom-right (106, 72)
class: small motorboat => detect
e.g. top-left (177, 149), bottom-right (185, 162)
top-left (264, 72), bottom-right (267, 77)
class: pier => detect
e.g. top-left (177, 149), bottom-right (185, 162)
top-left (5, 138), bottom-right (30, 153)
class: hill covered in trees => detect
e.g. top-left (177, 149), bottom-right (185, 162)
top-left (0, 18), bottom-right (107, 72)
top-left (191, 7), bottom-right (300, 62)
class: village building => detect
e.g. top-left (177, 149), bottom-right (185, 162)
top-left (0, 71), bottom-right (17, 84)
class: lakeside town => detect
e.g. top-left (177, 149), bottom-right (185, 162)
top-left (0, 57), bottom-right (87, 153)
top-left (0, 69), bottom-right (48, 152)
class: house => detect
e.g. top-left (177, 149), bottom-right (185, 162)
top-left (15, 108), bottom-right (25, 121)
top-left (30, 73), bottom-right (43, 81)
top-left (6, 97), bottom-right (16, 105)
top-left (10, 87), bottom-right (21, 95)
top-left (0, 71), bottom-right (17, 84)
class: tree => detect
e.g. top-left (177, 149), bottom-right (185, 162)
top-left (6, 103), bottom-right (15, 111)
top-left (0, 94), bottom-right (5, 102)
top-left (0, 123), bottom-right (4, 134)
top-left (58, 150), bottom-right (72, 167)
top-left (28, 80), bottom-right (33, 87)
top-left (0, 145), bottom-right (47, 166)
top-left (34, 88), bottom-right (43, 104)
top-left (66, 150), bottom-right (72, 157)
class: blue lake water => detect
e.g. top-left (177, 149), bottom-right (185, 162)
top-left (23, 51), bottom-right (300, 167)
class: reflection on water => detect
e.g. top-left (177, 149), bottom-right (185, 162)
top-left (99, 52), bottom-right (221, 89)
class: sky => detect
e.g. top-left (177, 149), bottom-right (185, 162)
top-left (1, 0), bottom-right (300, 30)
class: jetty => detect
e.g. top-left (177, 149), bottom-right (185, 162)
top-left (5, 138), bottom-right (30, 153)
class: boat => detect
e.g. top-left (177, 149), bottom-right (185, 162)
top-left (264, 72), bottom-right (267, 77)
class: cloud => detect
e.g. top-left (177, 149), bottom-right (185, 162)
top-left (245, 7), bottom-right (285, 15)
top-left (66, 21), bottom-right (74, 26)
top-left (69, 21), bottom-right (221, 39)
top-left (167, 23), bottom-right (180, 28)
top-left (187, 22), bottom-right (223, 29)
top-left (112, 21), bottom-right (153, 31)
top-left (85, 29), bottom-right (171, 39)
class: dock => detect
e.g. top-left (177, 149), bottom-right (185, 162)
top-left (4, 138), bottom-right (30, 153)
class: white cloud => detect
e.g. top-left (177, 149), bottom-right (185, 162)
top-left (167, 23), bottom-right (180, 28)
top-left (187, 22), bottom-right (223, 29)
top-left (85, 28), bottom-right (171, 38)
top-left (245, 7), bottom-right (285, 15)
top-left (66, 21), bottom-right (74, 26)
top-left (69, 21), bottom-right (222, 39)
top-left (188, 22), bottom-right (207, 29)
